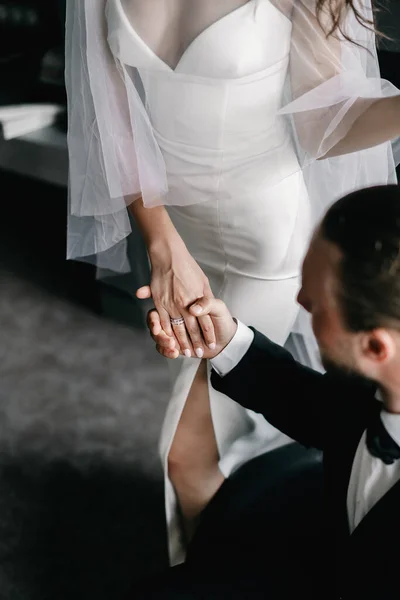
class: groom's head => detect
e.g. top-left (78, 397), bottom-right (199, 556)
top-left (298, 185), bottom-right (400, 384)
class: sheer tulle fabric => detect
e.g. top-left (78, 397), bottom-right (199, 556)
top-left (66, 0), bottom-right (167, 271)
top-left (65, 0), bottom-right (399, 274)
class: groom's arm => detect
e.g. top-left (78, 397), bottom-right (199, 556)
top-left (147, 298), bottom-right (347, 451)
top-left (210, 324), bottom-right (331, 451)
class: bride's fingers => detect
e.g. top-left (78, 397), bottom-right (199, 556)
top-left (183, 312), bottom-right (205, 358)
top-left (171, 315), bottom-right (193, 357)
top-left (197, 314), bottom-right (216, 350)
top-left (203, 281), bottom-right (215, 299)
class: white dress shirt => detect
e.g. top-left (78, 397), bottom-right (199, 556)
top-left (346, 409), bottom-right (400, 533)
top-left (211, 321), bottom-right (400, 533)
top-left (211, 319), bottom-right (255, 378)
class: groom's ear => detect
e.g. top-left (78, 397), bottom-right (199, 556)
top-left (359, 329), bottom-right (396, 366)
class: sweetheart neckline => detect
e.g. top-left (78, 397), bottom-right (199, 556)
top-left (113, 0), bottom-right (258, 73)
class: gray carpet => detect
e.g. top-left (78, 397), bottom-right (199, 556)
top-left (0, 269), bottom-right (171, 600)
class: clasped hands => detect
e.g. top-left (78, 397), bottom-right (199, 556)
top-left (146, 296), bottom-right (238, 360)
top-left (135, 241), bottom-right (236, 359)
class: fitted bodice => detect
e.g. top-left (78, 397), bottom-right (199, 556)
top-left (107, 0), bottom-right (291, 77)
top-left (106, 0), bottom-right (298, 205)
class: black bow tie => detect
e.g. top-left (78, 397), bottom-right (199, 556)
top-left (366, 410), bottom-right (400, 465)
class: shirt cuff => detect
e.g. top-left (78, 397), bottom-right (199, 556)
top-left (211, 319), bottom-right (254, 377)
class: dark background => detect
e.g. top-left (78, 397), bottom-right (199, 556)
top-left (0, 1), bottom-right (399, 599)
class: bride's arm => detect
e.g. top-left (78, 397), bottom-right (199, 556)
top-left (128, 196), bottom-right (180, 252)
top-left (323, 96), bottom-right (400, 158)
top-left (66, 1), bottom-right (214, 354)
top-left (282, 0), bottom-right (400, 159)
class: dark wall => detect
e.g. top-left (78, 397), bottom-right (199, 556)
top-left (378, 0), bottom-right (400, 52)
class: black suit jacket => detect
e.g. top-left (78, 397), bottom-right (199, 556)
top-left (210, 328), bottom-right (400, 600)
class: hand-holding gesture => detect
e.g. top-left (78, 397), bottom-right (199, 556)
top-left (137, 239), bottom-right (216, 358)
top-left (147, 297), bottom-right (238, 360)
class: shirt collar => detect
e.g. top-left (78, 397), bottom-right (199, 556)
top-left (377, 390), bottom-right (400, 448)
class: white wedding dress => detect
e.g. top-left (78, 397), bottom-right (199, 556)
top-left (65, 0), bottom-right (399, 566)
top-left (107, 0), bottom-right (312, 564)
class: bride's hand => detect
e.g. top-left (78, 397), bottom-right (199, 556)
top-left (136, 237), bottom-right (216, 358)
top-left (147, 297), bottom-right (238, 361)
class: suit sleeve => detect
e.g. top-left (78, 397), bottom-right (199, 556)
top-left (210, 328), bottom-right (336, 450)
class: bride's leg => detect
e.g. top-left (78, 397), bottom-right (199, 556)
top-left (168, 359), bottom-right (225, 539)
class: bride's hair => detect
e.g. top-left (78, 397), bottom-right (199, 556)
top-left (317, 0), bottom-right (382, 40)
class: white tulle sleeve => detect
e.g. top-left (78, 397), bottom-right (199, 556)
top-left (270, 0), bottom-right (400, 368)
top-left (275, 0), bottom-right (399, 222)
top-left (65, 0), bottom-right (168, 272)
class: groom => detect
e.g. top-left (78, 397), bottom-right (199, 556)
top-left (147, 185), bottom-right (400, 600)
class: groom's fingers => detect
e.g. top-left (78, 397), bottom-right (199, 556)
top-left (148, 309), bottom-right (178, 350)
top-left (147, 308), bottom-right (162, 336)
top-left (156, 332), bottom-right (176, 349)
top-left (147, 309), bottom-right (183, 356)
top-left (152, 329), bottom-right (176, 350)
top-left (189, 297), bottom-right (227, 319)
top-left (156, 344), bottom-right (180, 359)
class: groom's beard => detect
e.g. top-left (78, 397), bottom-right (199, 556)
top-left (321, 355), bottom-right (356, 377)
top-left (321, 354), bottom-right (376, 388)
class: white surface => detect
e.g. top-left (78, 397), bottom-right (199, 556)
top-left (0, 125), bottom-right (68, 187)
top-left (0, 104), bottom-right (63, 140)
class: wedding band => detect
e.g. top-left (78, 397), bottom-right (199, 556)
top-left (170, 316), bottom-right (185, 326)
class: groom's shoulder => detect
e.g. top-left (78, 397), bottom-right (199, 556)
top-left (324, 370), bottom-right (378, 425)
top-left (250, 327), bottom-right (377, 403)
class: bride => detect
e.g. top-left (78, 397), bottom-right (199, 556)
top-left (65, 0), bottom-right (400, 565)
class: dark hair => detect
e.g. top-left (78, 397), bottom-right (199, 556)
top-left (317, 0), bottom-right (386, 42)
top-left (321, 185), bottom-right (400, 332)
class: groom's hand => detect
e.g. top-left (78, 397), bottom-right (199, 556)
top-left (147, 298), bottom-right (238, 360)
